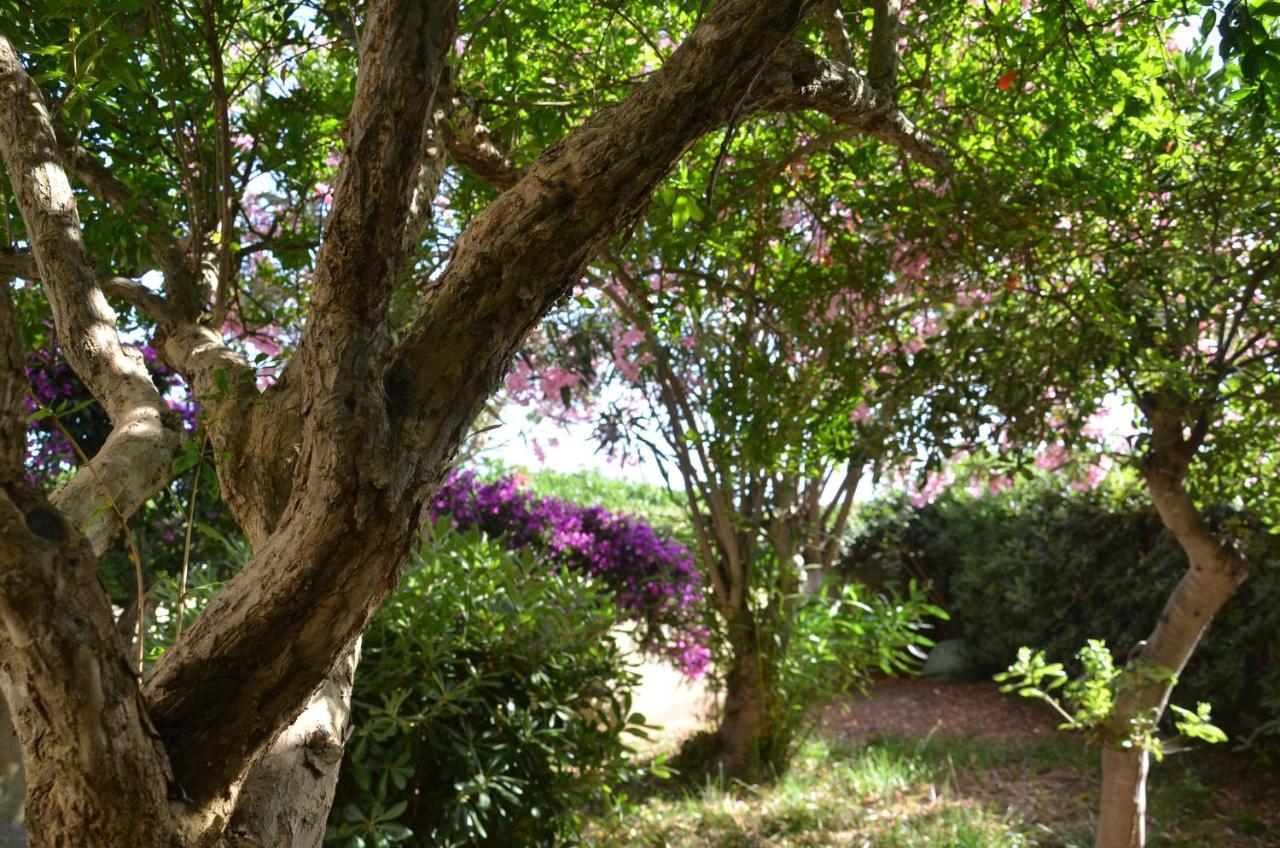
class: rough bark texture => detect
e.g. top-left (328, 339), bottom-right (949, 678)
top-left (1095, 403), bottom-right (1248, 848)
top-left (713, 615), bottom-right (770, 780)
top-left (0, 36), bottom-right (181, 554)
top-left (0, 695), bottom-right (21, 831)
top-left (225, 642), bottom-right (360, 847)
top-left (143, 2), bottom-right (459, 824)
top-left (0, 284), bottom-right (177, 846)
top-left (0, 0), bottom-right (952, 841)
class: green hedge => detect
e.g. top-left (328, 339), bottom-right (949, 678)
top-left (326, 523), bottom-right (646, 848)
top-left (839, 478), bottom-right (1280, 738)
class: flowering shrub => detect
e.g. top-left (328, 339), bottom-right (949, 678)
top-left (430, 470), bottom-right (710, 677)
top-left (25, 342), bottom-right (198, 476)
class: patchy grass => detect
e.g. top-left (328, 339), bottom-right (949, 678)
top-left (584, 731), bottom-right (1280, 847)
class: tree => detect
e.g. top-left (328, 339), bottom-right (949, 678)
top-left (502, 0), bottom-right (1204, 781)
top-left (0, 0), bottom-right (949, 843)
top-left (909, 38), bottom-right (1280, 848)
top-left (512, 175), bottom-right (954, 777)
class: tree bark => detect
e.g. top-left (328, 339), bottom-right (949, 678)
top-left (1094, 410), bottom-right (1247, 848)
top-left (0, 280), bottom-right (178, 846)
top-left (0, 0), bottom-right (953, 840)
top-left (0, 694), bottom-right (22, 838)
top-left (711, 612), bottom-right (772, 781)
top-left (224, 642), bottom-right (360, 847)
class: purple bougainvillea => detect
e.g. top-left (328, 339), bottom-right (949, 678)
top-left (430, 470), bottom-right (712, 677)
top-left (25, 343), bottom-right (200, 477)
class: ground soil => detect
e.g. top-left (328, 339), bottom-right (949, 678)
top-left (823, 676), bottom-right (1057, 741)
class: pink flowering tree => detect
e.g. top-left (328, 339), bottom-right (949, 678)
top-left (505, 103), bottom-right (980, 780)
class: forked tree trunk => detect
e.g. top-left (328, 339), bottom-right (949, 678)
top-left (1094, 446), bottom-right (1247, 848)
top-left (0, 0), bottom-right (947, 840)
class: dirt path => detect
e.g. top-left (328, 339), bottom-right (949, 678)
top-left (823, 676), bottom-right (1057, 741)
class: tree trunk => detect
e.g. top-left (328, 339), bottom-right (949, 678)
top-left (0, 0), bottom-right (948, 839)
top-left (1094, 439), bottom-right (1247, 848)
top-left (224, 641), bottom-right (360, 847)
top-left (0, 694), bottom-right (23, 844)
top-left (711, 614), bottom-right (771, 781)
top-left (1098, 747), bottom-right (1148, 848)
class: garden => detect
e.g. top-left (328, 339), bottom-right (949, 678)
top-left (0, 1), bottom-right (1278, 847)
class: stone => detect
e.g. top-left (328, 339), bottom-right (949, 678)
top-left (921, 638), bottom-right (981, 682)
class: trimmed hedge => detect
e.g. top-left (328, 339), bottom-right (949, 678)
top-left (839, 478), bottom-right (1280, 738)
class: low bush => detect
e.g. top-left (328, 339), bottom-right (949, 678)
top-left (326, 523), bottom-right (647, 848)
top-left (430, 470), bottom-right (710, 676)
top-left (839, 476), bottom-right (1280, 737)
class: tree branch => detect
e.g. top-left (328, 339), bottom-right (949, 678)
top-left (57, 135), bottom-right (209, 318)
top-left (143, 0), bottom-right (459, 816)
top-left (438, 88), bottom-right (524, 190)
top-left (867, 0), bottom-right (901, 95)
top-left (747, 39), bottom-right (948, 172)
top-left (0, 273), bottom-right (176, 845)
top-left (0, 35), bottom-right (182, 554)
top-left (816, 0), bottom-right (855, 66)
top-left (385, 0), bottom-right (818, 499)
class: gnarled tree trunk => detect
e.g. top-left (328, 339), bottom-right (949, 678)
top-left (0, 0), bottom-right (947, 841)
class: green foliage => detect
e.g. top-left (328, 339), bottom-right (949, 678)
top-left (997, 641), bottom-right (1227, 759)
top-left (841, 477), bottom-right (1280, 737)
top-left (757, 580), bottom-right (946, 771)
top-left (326, 522), bottom-right (647, 848)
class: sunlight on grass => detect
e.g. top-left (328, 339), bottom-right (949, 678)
top-left (584, 728), bottom-right (1278, 848)
top-left (584, 735), bottom-right (1084, 847)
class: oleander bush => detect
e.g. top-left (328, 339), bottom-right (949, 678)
top-left (326, 523), bottom-right (648, 848)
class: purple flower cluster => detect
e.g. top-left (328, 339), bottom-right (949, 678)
top-left (430, 470), bottom-right (712, 677)
top-left (24, 346), bottom-right (79, 469)
top-left (24, 343), bottom-right (200, 477)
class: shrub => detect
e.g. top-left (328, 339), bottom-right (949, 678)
top-left (430, 470), bottom-right (710, 676)
top-left (839, 476), bottom-right (1280, 737)
top-left (326, 523), bottom-right (647, 848)
top-left (518, 467), bottom-right (694, 544)
top-left (767, 579), bottom-right (945, 765)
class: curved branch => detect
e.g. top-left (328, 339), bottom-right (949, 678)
top-left (0, 269), bottom-right (175, 845)
top-left (0, 34), bottom-right (182, 554)
top-left (438, 89), bottom-right (524, 190)
top-left (748, 39), bottom-right (949, 172)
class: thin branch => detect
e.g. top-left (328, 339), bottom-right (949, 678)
top-left (816, 0), bottom-right (855, 67)
top-left (202, 0), bottom-right (237, 327)
top-left (868, 0), bottom-right (901, 95)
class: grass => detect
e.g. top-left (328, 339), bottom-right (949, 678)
top-left (581, 731), bottom-right (1280, 847)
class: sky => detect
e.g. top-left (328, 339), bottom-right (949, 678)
top-left (482, 404), bottom-right (673, 486)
